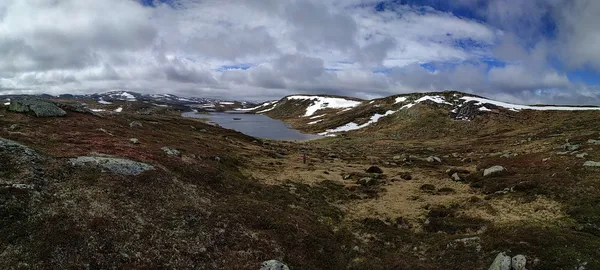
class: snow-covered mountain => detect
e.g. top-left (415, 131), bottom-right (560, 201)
top-left (251, 91), bottom-right (600, 136)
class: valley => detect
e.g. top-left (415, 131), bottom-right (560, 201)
top-left (1, 91), bottom-right (599, 269)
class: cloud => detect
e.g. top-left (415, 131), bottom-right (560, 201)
top-left (0, 0), bottom-right (598, 105)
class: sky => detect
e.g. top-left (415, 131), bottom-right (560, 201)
top-left (1, 0), bottom-right (600, 104)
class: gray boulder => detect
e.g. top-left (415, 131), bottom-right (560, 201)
top-left (70, 156), bottom-right (154, 175)
top-left (488, 252), bottom-right (511, 270)
top-left (161, 147), bottom-right (181, 156)
top-left (260, 260), bottom-right (289, 270)
top-left (484, 165), bottom-right (506, 177)
top-left (9, 99), bottom-right (66, 117)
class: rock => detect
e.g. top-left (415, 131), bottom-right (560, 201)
top-left (358, 177), bottom-right (374, 186)
top-left (70, 156), bottom-right (154, 175)
top-left (488, 252), bottom-right (511, 270)
top-left (399, 172), bottom-right (412, 180)
top-left (426, 156), bottom-right (442, 163)
top-left (588, 139), bottom-right (600, 145)
top-left (366, 166), bottom-right (383, 173)
top-left (214, 156), bottom-right (221, 162)
top-left (328, 153), bottom-right (338, 158)
top-left (446, 167), bottom-right (471, 176)
top-left (9, 98), bottom-right (66, 117)
top-left (342, 173), bottom-right (352, 180)
top-left (260, 260), bottom-right (290, 270)
top-left (562, 142), bottom-right (580, 152)
top-left (483, 165), bottom-right (506, 177)
top-left (161, 147), bottom-right (181, 156)
top-left (512, 255), bottom-right (527, 270)
top-left (451, 172), bottom-right (462, 181)
top-left (8, 124), bottom-right (18, 131)
top-left (576, 153), bottom-right (588, 159)
top-left (129, 138), bottom-right (140, 144)
top-left (583, 161), bottom-right (600, 167)
top-left (129, 121), bottom-right (143, 128)
top-left (0, 137), bottom-right (43, 164)
top-left (392, 155), bottom-right (402, 161)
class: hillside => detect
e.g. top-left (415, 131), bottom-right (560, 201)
top-left (1, 93), bottom-right (600, 269)
top-left (252, 91), bottom-right (600, 136)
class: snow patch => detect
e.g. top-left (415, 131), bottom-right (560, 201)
top-left (308, 120), bottom-right (323, 125)
top-left (90, 109), bottom-right (106, 112)
top-left (394, 96), bottom-right (408, 104)
top-left (257, 104), bottom-right (277, 114)
top-left (286, 96), bottom-right (361, 117)
top-left (309, 114), bottom-right (326, 119)
top-left (400, 95), bottom-right (451, 110)
top-left (114, 107), bottom-right (123, 113)
top-left (319, 110), bottom-right (396, 135)
top-left (153, 103), bottom-right (169, 107)
top-left (460, 97), bottom-right (600, 111)
top-left (98, 99), bottom-right (112, 105)
top-left (235, 101), bottom-right (277, 111)
top-left (219, 102), bottom-right (235, 105)
top-left (4, 102), bottom-right (9, 106)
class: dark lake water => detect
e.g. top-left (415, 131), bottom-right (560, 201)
top-left (182, 112), bottom-right (322, 141)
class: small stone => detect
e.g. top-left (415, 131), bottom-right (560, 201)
top-left (451, 172), bottom-right (462, 181)
top-left (129, 138), bottom-right (140, 144)
top-left (576, 153), bottom-right (588, 159)
top-left (214, 156), bottom-right (221, 162)
top-left (426, 156), bottom-right (442, 163)
top-left (483, 165), bottom-right (506, 177)
top-left (161, 147), bottom-right (181, 156)
top-left (8, 124), bottom-right (18, 131)
top-left (562, 142), bottom-right (580, 152)
top-left (392, 155), bottom-right (402, 161)
top-left (366, 166), bottom-right (383, 173)
top-left (512, 255), bottom-right (527, 270)
top-left (328, 153), bottom-right (338, 158)
top-left (129, 121), bottom-right (143, 128)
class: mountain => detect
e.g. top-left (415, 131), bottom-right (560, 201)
top-left (0, 91), bottom-right (259, 114)
top-left (249, 91), bottom-right (600, 136)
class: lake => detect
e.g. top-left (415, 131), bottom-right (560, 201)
top-left (182, 112), bottom-right (322, 141)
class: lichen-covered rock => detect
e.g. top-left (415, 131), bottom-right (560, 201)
top-left (484, 165), bottom-right (506, 177)
top-left (161, 147), bottom-right (181, 156)
top-left (9, 99), bottom-right (66, 117)
top-left (488, 252), bottom-right (511, 270)
top-left (260, 260), bottom-right (290, 270)
top-left (0, 137), bottom-right (42, 164)
top-left (69, 156), bottom-right (154, 175)
top-left (562, 142), bottom-right (580, 152)
top-left (426, 156), bottom-right (442, 163)
top-left (512, 255), bottom-right (527, 270)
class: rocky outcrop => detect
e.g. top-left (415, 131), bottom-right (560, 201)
top-left (9, 99), bottom-right (67, 117)
top-left (69, 156), bottom-right (154, 175)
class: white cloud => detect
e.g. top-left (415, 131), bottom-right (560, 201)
top-left (0, 0), bottom-right (598, 105)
